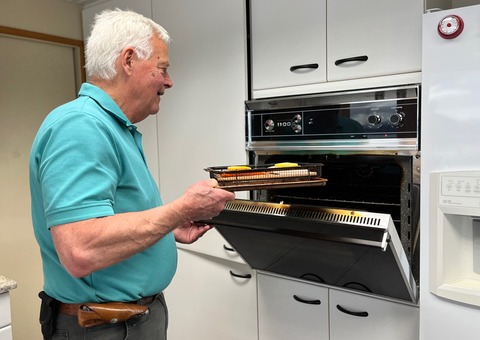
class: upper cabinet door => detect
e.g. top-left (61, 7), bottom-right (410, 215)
top-left (327, 0), bottom-right (422, 82)
top-left (251, 0), bottom-right (327, 91)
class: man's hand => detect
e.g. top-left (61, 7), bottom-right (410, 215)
top-left (173, 221), bottom-right (213, 244)
top-left (176, 179), bottom-right (236, 223)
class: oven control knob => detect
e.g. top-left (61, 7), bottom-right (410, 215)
top-left (292, 114), bottom-right (302, 123)
top-left (367, 115), bottom-right (381, 126)
top-left (292, 124), bottom-right (302, 133)
top-left (389, 113), bottom-right (403, 126)
top-left (264, 119), bottom-right (275, 131)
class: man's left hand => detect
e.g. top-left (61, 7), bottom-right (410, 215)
top-left (173, 221), bottom-right (213, 244)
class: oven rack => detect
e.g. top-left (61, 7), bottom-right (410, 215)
top-left (205, 163), bottom-right (326, 191)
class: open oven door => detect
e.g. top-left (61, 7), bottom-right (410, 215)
top-left (208, 199), bottom-right (418, 304)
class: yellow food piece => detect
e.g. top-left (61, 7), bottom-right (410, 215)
top-left (227, 166), bottom-right (252, 170)
top-left (274, 162), bottom-right (299, 167)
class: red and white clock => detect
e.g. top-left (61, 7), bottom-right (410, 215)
top-left (438, 14), bottom-right (464, 39)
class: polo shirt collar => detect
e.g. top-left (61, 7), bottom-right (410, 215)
top-left (78, 83), bottom-right (136, 130)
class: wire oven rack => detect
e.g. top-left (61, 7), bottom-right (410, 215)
top-left (204, 163), bottom-right (326, 191)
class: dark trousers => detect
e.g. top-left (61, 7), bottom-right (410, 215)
top-left (50, 294), bottom-right (168, 340)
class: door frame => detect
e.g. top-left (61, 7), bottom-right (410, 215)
top-left (0, 25), bottom-right (85, 92)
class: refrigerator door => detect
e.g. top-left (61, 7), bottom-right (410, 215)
top-left (421, 5), bottom-right (480, 340)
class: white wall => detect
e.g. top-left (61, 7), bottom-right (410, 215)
top-left (0, 0), bottom-right (83, 40)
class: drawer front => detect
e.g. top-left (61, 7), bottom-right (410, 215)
top-left (0, 293), bottom-right (11, 329)
top-left (329, 289), bottom-right (419, 340)
top-left (166, 249), bottom-right (257, 340)
top-left (258, 273), bottom-right (329, 340)
top-left (0, 326), bottom-right (12, 340)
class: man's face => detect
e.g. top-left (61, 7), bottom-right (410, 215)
top-left (129, 36), bottom-right (173, 123)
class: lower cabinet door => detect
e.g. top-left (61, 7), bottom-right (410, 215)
top-left (258, 273), bottom-right (329, 340)
top-left (0, 326), bottom-right (12, 340)
top-left (165, 248), bottom-right (257, 340)
top-left (329, 289), bottom-right (419, 340)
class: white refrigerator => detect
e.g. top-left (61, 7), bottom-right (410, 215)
top-left (421, 5), bottom-right (480, 339)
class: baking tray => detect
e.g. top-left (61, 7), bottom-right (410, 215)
top-left (205, 163), bottom-right (326, 191)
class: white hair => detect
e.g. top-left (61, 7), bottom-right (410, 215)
top-left (85, 8), bottom-right (171, 80)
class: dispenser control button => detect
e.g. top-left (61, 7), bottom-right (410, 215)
top-left (264, 119), bottom-right (275, 131)
top-left (367, 115), bottom-right (381, 126)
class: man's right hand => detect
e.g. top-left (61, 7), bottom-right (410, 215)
top-left (177, 179), bottom-right (236, 222)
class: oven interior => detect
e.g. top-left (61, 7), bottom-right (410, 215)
top-left (240, 152), bottom-right (420, 295)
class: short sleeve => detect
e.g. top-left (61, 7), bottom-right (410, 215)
top-left (35, 111), bottom-right (121, 228)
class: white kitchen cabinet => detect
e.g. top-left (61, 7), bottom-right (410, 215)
top-left (326, 0), bottom-right (422, 82)
top-left (165, 249), bottom-right (257, 340)
top-left (257, 273), bottom-right (329, 340)
top-left (0, 293), bottom-right (12, 340)
top-left (258, 273), bottom-right (419, 340)
top-left (0, 326), bottom-right (12, 340)
top-left (250, 0), bottom-right (422, 95)
top-left (152, 0), bottom-right (247, 206)
top-left (251, 0), bottom-right (327, 90)
top-left (329, 289), bottom-right (419, 340)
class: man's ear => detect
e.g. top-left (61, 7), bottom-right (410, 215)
top-left (120, 47), bottom-right (136, 75)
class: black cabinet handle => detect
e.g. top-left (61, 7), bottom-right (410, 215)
top-left (342, 282), bottom-right (372, 293)
top-left (229, 270), bottom-right (251, 279)
top-left (336, 304), bottom-right (369, 317)
top-left (334, 55), bottom-right (368, 66)
top-left (290, 63), bottom-right (319, 72)
top-left (293, 295), bottom-right (321, 305)
top-left (300, 273), bottom-right (326, 283)
top-left (223, 245), bottom-right (235, 252)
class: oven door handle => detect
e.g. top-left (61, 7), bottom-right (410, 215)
top-left (334, 55), bottom-right (368, 66)
top-left (290, 63), bottom-right (319, 72)
top-left (293, 295), bottom-right (321, 305)
top-left (336, 304), bottom-right (369, 317)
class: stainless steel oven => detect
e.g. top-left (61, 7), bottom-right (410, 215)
top-left (209, 84), bottom-right (420, 304)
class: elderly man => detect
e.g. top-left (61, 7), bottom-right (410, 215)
top-left (29, 8), bottom-right (235, 340)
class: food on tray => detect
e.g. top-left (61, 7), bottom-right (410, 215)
top-left (220, 172), bottom-right (266, 178)
top-left (272, 162), bottom-right (299, 168)
top-left (205, 163), bottom-right (325, 190)
top-left (227, 166), bottom-right (252, 170)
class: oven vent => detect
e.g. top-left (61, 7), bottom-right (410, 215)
top-left (224, 201), bottom-right (384, 228)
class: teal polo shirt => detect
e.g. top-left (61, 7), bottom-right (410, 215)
top-left (29, 83), bottom-right (177, 303)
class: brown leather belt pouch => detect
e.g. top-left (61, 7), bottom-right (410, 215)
top-left (77, 302), bottom-right (149, 328)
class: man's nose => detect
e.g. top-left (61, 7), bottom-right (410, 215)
top-left (164, 71), bottom-right (173, 89)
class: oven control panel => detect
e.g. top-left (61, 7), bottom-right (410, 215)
top-left (249, 98), bottom-right (417, 140)
top-left (245, 85), bottom-right (420, 150)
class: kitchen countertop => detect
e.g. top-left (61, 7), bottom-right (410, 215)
top-left (0, 276), bottom-right (17, 294)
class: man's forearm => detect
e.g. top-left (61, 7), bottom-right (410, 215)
top-left (51, 202), bottom-right (186, 278)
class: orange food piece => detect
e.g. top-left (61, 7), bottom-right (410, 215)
top-left (220, 172), bottom-right (266, 178)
